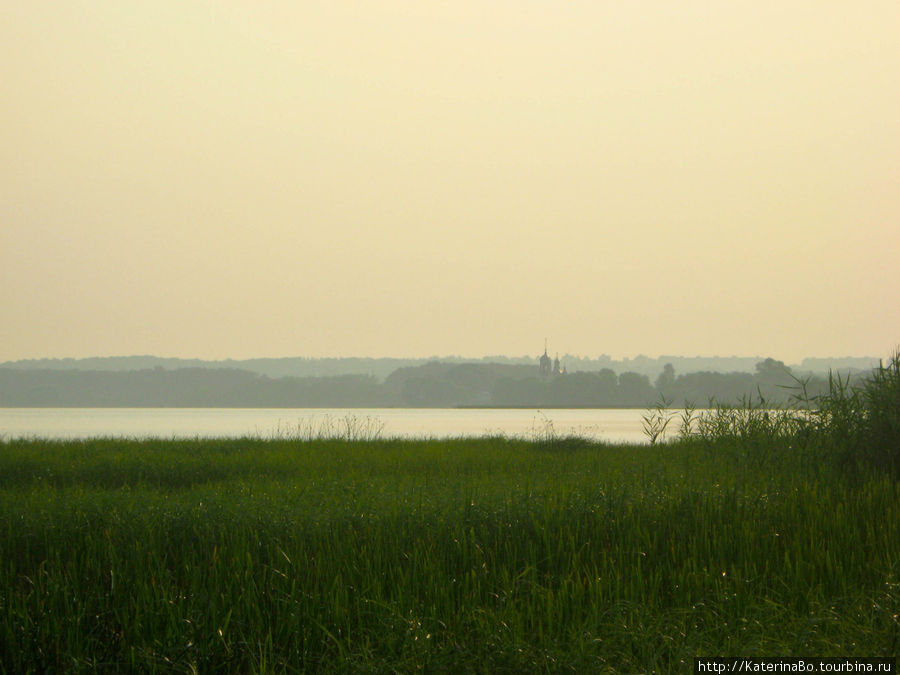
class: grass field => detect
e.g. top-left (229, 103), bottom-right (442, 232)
top-left (0, 434), bottom-right (897, 672)
top-left (1, 356), bottom-right (898, 672)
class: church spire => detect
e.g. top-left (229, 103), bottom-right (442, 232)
top-left (539, 339), bottom-right (552, 377)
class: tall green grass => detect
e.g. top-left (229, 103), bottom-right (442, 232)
top-left (1, 428), bottom-right (897, 671)
top-left (650, 350), bottom-right (900, 476)
top-left (812, 351), bottom-right (900, 473)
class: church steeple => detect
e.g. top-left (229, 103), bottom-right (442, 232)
top-left (539, 339), bottom-right (552, 377)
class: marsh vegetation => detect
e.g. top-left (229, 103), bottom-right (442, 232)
top-left (0, 356), bottom-right (897, 671)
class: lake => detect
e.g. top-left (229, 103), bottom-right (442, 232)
top-left (0, 408), bottom-right (655, 444)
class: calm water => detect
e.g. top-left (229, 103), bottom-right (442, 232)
top-left (0, 408), bottom-right (652, 444)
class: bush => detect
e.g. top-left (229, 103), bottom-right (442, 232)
top-left (824, 350), bottom-right (900, 473)
top-left (652, 349), bottom-right (900, 476)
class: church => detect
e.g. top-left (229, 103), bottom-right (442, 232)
top-left (539, 341), bottom-right (566, 378)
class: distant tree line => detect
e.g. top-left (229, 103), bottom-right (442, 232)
top-left (0, 354), bottom-right (880, 381)
top-left (0, 358), bottom-right (861, 408)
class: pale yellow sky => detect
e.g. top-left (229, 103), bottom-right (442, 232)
top-left (1, 1), bottom-right (898, 363)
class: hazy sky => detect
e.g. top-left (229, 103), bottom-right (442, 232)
top-left (2, 1), bottom-right (898, 363)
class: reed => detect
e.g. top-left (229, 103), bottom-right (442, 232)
top-left (647, 349), bottom-right (900, 476)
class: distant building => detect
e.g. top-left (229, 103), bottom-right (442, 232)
top-left (540, 343), bottom-right (552, 377)
top-left (539, 341), bottom-right (566, 378)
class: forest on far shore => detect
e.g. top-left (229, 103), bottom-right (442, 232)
top-left (0, 358), bottom-right (868, 408)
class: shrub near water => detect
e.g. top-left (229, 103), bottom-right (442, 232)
top-left (818, 351), bottom-right (900, 473)
top-left (1, 427), bottom-right (898, 672)
top-left (655, 350), bottom-right (900, 475)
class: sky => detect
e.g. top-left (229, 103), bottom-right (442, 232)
top-left (2, 1), bottom-right (898, 364)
